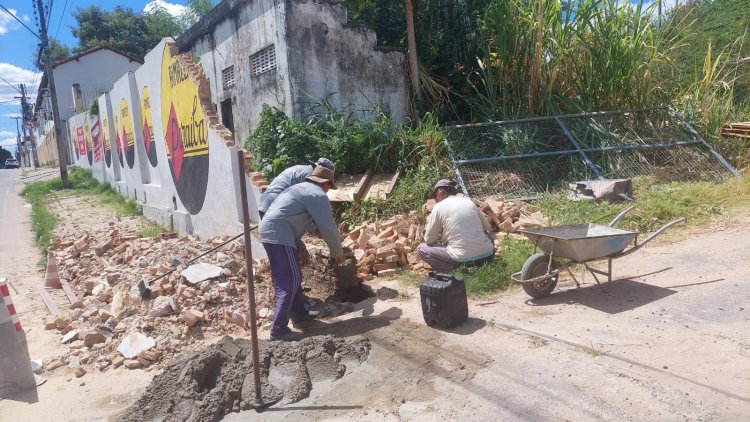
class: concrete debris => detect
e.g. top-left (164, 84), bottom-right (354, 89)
top-left (181, 263), bottom-right (223, 285)
top-left (61, 330), bottom-right (78, 344)
top-left (117, 333), bottom-right (156, 359)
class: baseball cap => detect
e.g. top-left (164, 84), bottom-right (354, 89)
top-left (312, 157), bottom-right (335, 171)
top-left (429, 179), bottom-right (458, 199)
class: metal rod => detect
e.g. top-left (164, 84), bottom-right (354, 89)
top-left (445, 139), bottom-right (470, 196)
top-left (456, 140), bottom-right (703, 166)
top-left (610, 217), bottom-right (687, 259)
top-left (236, 149), bottom-right (263, 407)
top-left (669, 107), bottom-right (740, 177)
top-left (446, 106), bottom-right (669, 129)
top-left (609, 205), bottom-right (635, 227)
top-left (555, 116), bottom-right (604, 179)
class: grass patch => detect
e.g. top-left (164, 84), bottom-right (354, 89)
top-left (455, 236), bottom-right (534, 298)
top-left (534, 176), bottom-right (750, 233)
top-left (21, 168), bottom-right (142, 259)
top-left (139, 221), bottom-right (170, 238)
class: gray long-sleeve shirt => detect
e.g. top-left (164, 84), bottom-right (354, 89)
top-left (258, 164), bottom-right (314, 214)
top-left (259, 181), bottom-right (343, 258)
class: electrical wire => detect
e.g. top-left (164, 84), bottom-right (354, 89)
top-left (53, 0), bottom-right (70, 39)
top-left (0, 3), bottom-right (41, 39)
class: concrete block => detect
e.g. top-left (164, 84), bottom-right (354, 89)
top-left (173, 210), bottom-right (194, 236)
top-left (142, 203), bottom-right (173, 228)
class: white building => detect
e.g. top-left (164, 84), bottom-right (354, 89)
top-left (33, 47), bottom-right (143, 166)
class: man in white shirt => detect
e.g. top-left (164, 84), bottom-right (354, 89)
top-left (417, 180), bottom-right (495, 272)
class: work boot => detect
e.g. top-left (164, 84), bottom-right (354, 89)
top-left (292, 310), bottom-right (320, 328)
top-left (269, 330), bottom-right (304, 342)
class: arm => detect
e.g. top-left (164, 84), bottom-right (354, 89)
top-left (476, 206), bottom-right (493, 233)
top-left (423, 209), bottom-right (442, 244)
top-left (306, 195), bottom-right (344, 259)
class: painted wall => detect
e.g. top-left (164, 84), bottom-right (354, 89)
top-left (71, 38), bottom-right (262, 239)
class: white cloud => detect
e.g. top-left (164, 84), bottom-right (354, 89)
top-left (143, 1), bottom-right (188, 17)
top-left (0, 63), bottom-right (41, 103)
top-left (0, 8), bottom-right (20, 35)
top-left (22, 15), bottom-right (30, 23)
top-left (0, 136), bottom-right (19, 152)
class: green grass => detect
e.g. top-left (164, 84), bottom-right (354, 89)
top-left (534, 176), bottom-right (750, 233)
top-left (21, 168), bottom-right (142, 259)
top-left (455, 236), bottom-right (534, 298)
top-left (139, 221), bottom-right (170, 238)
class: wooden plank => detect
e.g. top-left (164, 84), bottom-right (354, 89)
top-left (36, 284), bottom-right (59, 317)
top-left (353, 169), bottom-right (374, 201)
top-left (385, 170), bottom-right (401, 197)
top-left (59, 280), bottom-right (78, 304)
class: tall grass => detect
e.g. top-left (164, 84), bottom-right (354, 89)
top-left (468, 0), bottom-right (690, 120)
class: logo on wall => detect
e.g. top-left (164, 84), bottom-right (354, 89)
top-left (92, 118), bottom-right (102, 163)
top-left (160, 44), bottom-right (210, 215)
top-left (101, 110), bottom-right (112, 168)
top-left (76, 126), bottom-right (86, 159)
top-left (141, 86), bottom-right (158, 167)
top-left (72, 126), bottom-right (80, 160)
top-left (84, 118), bottom-right (93, 166)
top-left (114, 114), bottom-right (124, 167)
top-left (120, 99), bottom-right (136, 169)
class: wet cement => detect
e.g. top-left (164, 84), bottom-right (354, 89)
top-left (117, 335), bottom-right (371, 422)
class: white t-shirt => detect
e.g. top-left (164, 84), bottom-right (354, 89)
top-left (423, 196), bottom-right (494, 262)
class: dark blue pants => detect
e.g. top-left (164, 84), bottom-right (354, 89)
top-left (263, 243), bottom-right (306, 336)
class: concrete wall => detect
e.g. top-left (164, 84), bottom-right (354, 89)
top-left (178, 0), bottom-right (406, 145)
top-left (71, 38), bottom-right (262, 239)
top-left (285, 0), bottom-right (407, 123)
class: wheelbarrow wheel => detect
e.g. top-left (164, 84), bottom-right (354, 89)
top-left (520, 253), bottom-right (558, 299)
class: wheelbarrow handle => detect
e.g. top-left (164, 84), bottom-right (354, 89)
top-left (614, 217), bottom-right (687, 258)
top-left (609, 205), bottom-right (636, 227)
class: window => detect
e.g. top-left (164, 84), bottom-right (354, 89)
top-left (250, 45), bottom-right (276, 76)
top-left (222, 65), bottom-right (235, 89)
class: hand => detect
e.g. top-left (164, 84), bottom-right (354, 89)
top-left (335, 256), bottom-right (347, 266)
top-left (298, 249), bottom-right (311, 267)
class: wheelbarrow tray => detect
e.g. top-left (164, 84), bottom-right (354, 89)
top-left (518, 223), bottom-right (637, 262)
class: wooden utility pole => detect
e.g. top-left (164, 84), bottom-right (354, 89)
top-left (19, 84), bottom-right (39, 169)
top-left (36, 0), bottom-right (69, 187)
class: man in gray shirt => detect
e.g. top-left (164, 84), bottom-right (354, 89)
top-left (259, 165), bottom-right (345, 341)
top-left (258, 158), bottom-right (335, 218)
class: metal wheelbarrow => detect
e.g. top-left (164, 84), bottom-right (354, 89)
top-left (511, 206), bottom-right (686, 298)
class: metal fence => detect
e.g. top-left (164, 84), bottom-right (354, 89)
top-left (445, 106), bottom-right (739, 200)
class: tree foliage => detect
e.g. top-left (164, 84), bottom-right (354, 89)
top-left (0, 146), bottom-right (13, 163)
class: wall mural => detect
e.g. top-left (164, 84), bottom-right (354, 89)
top-left (75, 125), bottom-right (84, 160)
top-left (160, 45), bottom-right (210, 215)
top-left (141, 86), bottom-right (158, 167)
top-left (120, 98), bottom-right (136, 169)
top-left (100, 109), bottom-right (112, 168)
top-left (115, 114), bottom-right (124, 167)
top-left (92, 117), bottom-right (102, 163)
top-left (84, 118), bottom-right (93, 166)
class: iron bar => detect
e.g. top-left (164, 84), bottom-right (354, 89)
top-left (555, 116), bottom-right (603, 179)
top-left (447, 106), bottom-right (669, 129)
top-left (445, 139), bottom-right (470, 196)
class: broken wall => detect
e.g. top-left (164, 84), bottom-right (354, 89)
top-left (69, 38), bottom-right (262, 239)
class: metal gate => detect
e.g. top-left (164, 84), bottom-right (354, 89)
top-left (446, 106), bottom-right (738, 199)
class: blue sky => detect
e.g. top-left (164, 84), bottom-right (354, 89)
top-left (0, 0), bottom-right (189, 154)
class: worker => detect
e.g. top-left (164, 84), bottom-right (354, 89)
top-left (257, 158), bottom-right (335, 219)
top-left (259, 165), bottom-right (345, 341)
top-left (417, 179), bottom-right (495, 272)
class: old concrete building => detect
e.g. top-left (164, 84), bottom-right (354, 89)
top-left (176, 0), bottom-right (408, 144)
top-left (32, 47), bottom-right (143, 165)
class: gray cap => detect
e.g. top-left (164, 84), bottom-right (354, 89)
top-left (312, 157), bottom-right (335, 171)
top-left (429, 179), bottom-right (458, 199)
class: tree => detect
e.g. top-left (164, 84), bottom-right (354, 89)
top-left (0, 146), bottom-right (12, 164)
top-left (181, 0), bottom-right (215, 27)
top-left (33, 38), bottom-right (71, 70)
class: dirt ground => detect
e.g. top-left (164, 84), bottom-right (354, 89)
top-left (1, 168), bottom-right (749, 421)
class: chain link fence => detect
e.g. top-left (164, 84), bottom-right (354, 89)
top-left (446, 107), bottom-right (738, 199)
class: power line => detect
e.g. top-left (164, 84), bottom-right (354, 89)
top-left (0, 75), bottom-right (23, 94)
top-left (0, 3), bottom-right (41, 39)
top-left (54, 0), bottom-right (70, 39)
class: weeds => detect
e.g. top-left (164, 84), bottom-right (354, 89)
top-left (529, 336), bottom-right (550, 348)
top-left (455, 236), bottom-right (534, 298)
top-left (140, 221), bottom-right (170, 238)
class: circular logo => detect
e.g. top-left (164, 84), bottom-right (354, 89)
top-left (71, 126), bottom-right (79, 160)
top-left (114, 114), bottom-right (124, 167)
top-left (160, 44), bottom-right (210, 215)
top-left (141, 86), bottom-right (158, 167)
top-left (120, 99), bottom-right (136, 169)
top-left (100, 110), bottom-right (112, 168)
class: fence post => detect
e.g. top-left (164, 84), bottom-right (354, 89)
top-left (444, 138), bottom-right (470, 196)
top-left (669, 107), bottom-right (740, 177)
top-left (554, 116), bottom-right (604, 180)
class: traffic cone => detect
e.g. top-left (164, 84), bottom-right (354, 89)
top-left (44, 252), bottom-right (62, 289)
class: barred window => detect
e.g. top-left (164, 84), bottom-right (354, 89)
top-left (250, 45), bottom-right (276, 76)
top-left (222, 65), bottom-right (235, 89)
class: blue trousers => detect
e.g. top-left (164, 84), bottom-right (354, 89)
top-left (263, 243), bottom-right (306, 336)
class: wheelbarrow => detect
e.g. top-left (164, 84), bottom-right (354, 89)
top-left (511, 206), bottom-right (686, 298)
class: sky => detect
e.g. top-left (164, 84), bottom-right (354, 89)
top-left (0, 0), bottom-right (681, 156)
top-left (0, 0), bottom-right (189, 155)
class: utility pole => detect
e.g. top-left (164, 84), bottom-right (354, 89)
top-left (11, 117), bottom-right (22, 164)
top-left (19, 84), bottom-right (39, 169)
top-left (36, 0), bottom-right (69, 187)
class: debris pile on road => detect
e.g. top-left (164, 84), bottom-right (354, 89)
top-left (40, 226), bottom-right (277, 376)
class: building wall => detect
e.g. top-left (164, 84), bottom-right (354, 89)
top-left (186, 0), bottom-right (291, 145)
top-left (285, 0), bottom-right (407, 124)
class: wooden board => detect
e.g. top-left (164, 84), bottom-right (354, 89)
top-left (35, 284), bottom-right (59, 317)
top-left (60, 280), bottom-right (78, 304)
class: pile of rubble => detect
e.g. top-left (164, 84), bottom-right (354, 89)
top-left (40, 224), bottom-right (275, 377)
